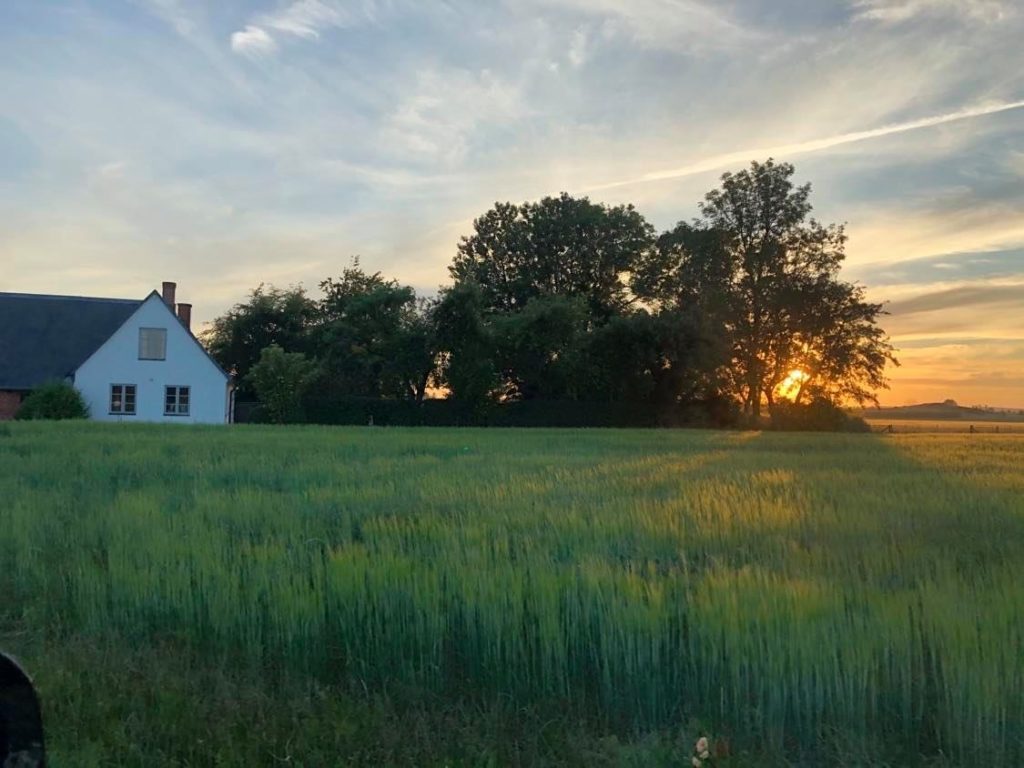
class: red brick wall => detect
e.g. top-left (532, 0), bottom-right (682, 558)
top-left (0, 391), bottom-right (25, 420)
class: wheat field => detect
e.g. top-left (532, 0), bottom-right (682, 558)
top-left (1, 422), bottom-right (1022, 766)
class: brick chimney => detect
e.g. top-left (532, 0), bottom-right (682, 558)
top-left (177, 302), bottom-right (192, 332)
top-left (161, 281), bottom-right (177, 308)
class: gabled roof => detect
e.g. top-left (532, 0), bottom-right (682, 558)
top-left (74, 290), bottom-right (231, 382)
top-left (0, 292), bottom-right (142, 389)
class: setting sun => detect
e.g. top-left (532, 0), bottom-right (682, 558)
top-left (777, 369), bottom-right (810, 401)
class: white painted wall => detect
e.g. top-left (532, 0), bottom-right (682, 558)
top-left (74, 293), bottom-right (230, 424)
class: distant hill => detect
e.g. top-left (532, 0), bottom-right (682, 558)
top-left (857, 401), bottom-right (1024, 422)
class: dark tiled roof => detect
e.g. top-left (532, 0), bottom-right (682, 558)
top-left (0, 292), bottom-right (142, 389)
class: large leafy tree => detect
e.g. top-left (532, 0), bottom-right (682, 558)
top-left (450, 193), bottom-right (655, 322)
top-left (586, 309), bottom-right (728, 409)
top-left (203, 285), bottom-right (319, 396)
top-left (317, 260), bottom-right (437, 401)
top-left (777, 279), bottom-right (896, 408)
top-left (432, 281), bottom-right (499, 413)
top-left (493, 295), bottom-right (590, 401)
top-left (635, 159), bottom-right (897, 417)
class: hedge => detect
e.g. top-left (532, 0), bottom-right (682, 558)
top-left (236, 395), bottom-right (739, 429)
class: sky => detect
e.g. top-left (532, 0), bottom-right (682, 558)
top-left (1, 0), bottom-right (1022, 408)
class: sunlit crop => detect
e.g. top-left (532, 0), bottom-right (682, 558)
top-left (1, 423), bottom-right (1021, 763)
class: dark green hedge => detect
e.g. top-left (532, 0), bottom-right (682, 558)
top-left (237, 395), bottom-right (739, 429)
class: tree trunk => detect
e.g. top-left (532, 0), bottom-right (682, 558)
top-left (749, 360), bottom-right (763, 419)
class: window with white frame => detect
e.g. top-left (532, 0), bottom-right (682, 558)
top-left (110, 384), bottom-right (137, 415)
top-left (164, 386), bottom-right (190, 416)
top-left (138, 328), bottom-right (167, 360)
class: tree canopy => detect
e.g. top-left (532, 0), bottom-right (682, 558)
top-left (450, 193), bottom-right (654, 322)
top-left (205, 161), bottom-right (897, 429)
top-left (317, 260), bottom-right (437, 402)
top-left (203, 285), bottom-right (319, 397)
top-left (635, 159), bottom-right (897, 417)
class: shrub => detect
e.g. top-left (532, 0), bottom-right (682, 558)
top-left (15, 381), bottom-right (90, 421)
top-left (770, 399), bottom-right (871, 433)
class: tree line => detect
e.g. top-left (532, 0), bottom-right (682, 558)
top-left (204, 160), bottom-right (897, 427)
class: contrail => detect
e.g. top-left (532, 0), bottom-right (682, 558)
top-left (585, 99), bottom-right (1024, 192)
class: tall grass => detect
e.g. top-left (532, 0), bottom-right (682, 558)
top-left (2, 423), bottom-right (1022, 763)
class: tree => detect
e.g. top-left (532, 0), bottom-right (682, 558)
top-left (635, 159), bottom-right (897, 417)
top-left (492, 295), bottom-right (590, 401)
top-left (775, 279), bottom-right (896, 408)
top-left (317, 259), bottom-right (437, 401)
top-left (386, 297), bottom-right (439, 404)
top-left (15, 381), bottom-right (89, 420)
top-left (587, 309), bottom-right (729, 411)
top-left (450, 193), bottom-right (655, 322)
top-left (432, 281), bottom-right (499, 413)
top-left (203, 285), bottom-right (319, 397)
top-left (246, 344), bottom-right (316, 424)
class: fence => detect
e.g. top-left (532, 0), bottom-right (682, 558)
top-left (866, 420), bottom-right (1024, 434)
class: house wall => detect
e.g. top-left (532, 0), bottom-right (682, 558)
top-left (74, 294), bottom-right (229, 424)
top-left (0, 390), bottom-right (24, 421)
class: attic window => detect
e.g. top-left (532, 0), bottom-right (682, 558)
top-left (139, 328), bottom-right (167, 360)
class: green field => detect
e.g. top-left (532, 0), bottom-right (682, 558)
top-left (2, 424), bottom-right (1023, 766)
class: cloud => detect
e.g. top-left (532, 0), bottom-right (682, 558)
top-left (383, 67), bottom-right (527, 167)
top-left (586, 99), bottom-right (1024, 191)
top-left (95, 160), bottom-right (127, 180)
top-left (844, 197), bottom-right (1024, 280)
top-left (230, 0), bottom-right (381, 53)
top-left (879, 280), bottom-right (1024, 352)
top-left (852, 0), bottom-right (1014, 24)
top-left (849, 248), bottom-right (1024, 287)
top-left (255, 0), bottom-right (349, 39)
top-left (539, 0), bottom-right (756, 52)
top-left (230, 25), bottom-right (278, 58)
top-left (887, 283), bottom-right (1024, 316)
top-left (133, 0), bottom-right (197, 39)
top-left (568, 27), bottom-right (589, 68)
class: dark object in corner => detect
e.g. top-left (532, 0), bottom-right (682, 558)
top-left (0, 653), bottom-right (45, 767)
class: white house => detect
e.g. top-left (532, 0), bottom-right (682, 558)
top-left (0, 282), bottom-right (232, 423)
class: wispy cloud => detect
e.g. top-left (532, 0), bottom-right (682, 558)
top-left (587, 99), bottom-right (1024, 191)
top-left (384, 67), bottom-right (527, 166)
top-left (256, 0), bottom-right (350, 39)
top-left (132, 0), bottom-right (197, 39)
top-left (230, 25), bottom-right (278, 57)
top-left (852, 0), bottom-right (1014, 24)
top-left (850, 248), bottom-right (1024, 287)
top-left (568, 27), bottom-right (589, 68)
top-left (230, 0), bottom-right (386, 56)
top-left (881, 279), bottom-right (1024, 356)
top-left (540, 0), bottom-right (757, 52)
top-left (888, 282), bottom-right (1024, 315)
